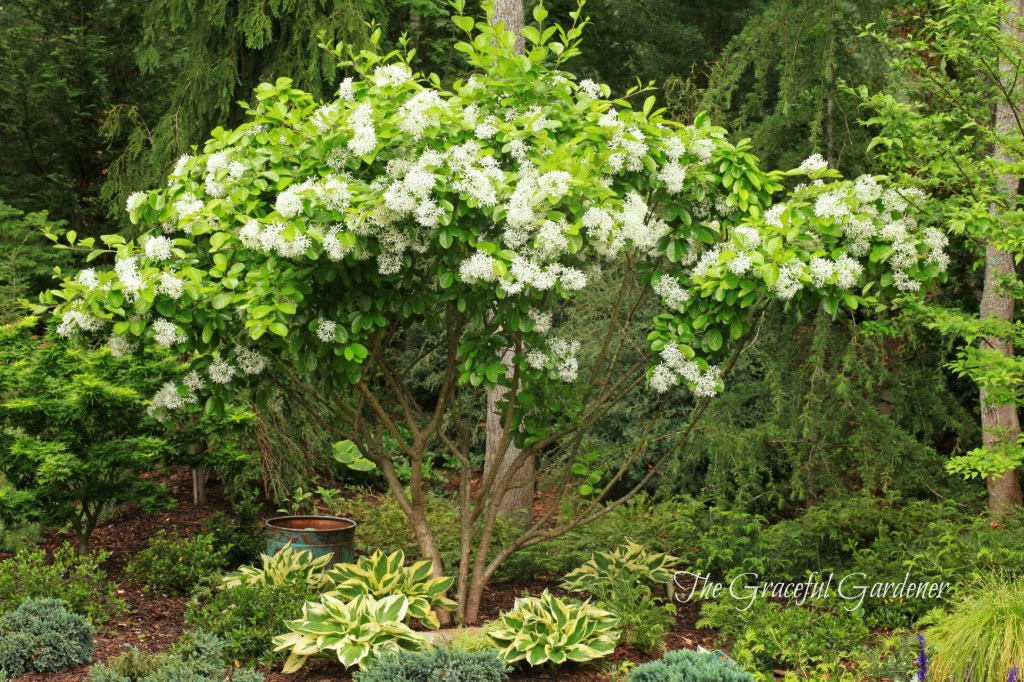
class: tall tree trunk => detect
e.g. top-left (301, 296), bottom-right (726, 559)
top-left (492, 0), bottom-right (525, 53)
top-left (484, 0), bottom-right (534, 523)
top-left (984, 0), bottom-right (1024, 515)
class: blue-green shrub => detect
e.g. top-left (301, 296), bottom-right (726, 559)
top-left (629, 649), bottom-right (754, 682)
top-left (0, 598), bottom-right (94, 676)
top-left (354, 648), bottom-right (509, 682)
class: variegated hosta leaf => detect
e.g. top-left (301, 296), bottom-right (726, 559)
top-left (561, 540), bottom-right (679, 595)
top-left (271, 593), bottom-right (428, 672)
top-left (487, 590), bottom-right (619, 666)
top-left (222, 543), bottom-right (332, 589)
top-left (323, 549), bottom-right (456, 628)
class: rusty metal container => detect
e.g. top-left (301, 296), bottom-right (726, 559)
top-left (264, 515), bottom-right (357, 564)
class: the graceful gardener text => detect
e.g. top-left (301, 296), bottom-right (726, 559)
top-left (674, 571), bottom-right (951, 612)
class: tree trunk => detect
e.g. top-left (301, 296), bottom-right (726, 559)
top-left (492, 0), bottom-right (525, 53)
top-left (984, 0), bottom-right (1024, 515)
top-left (192, 466), bottom-right (209, 505)
top-left (484, 0), bottom-right (534, 523)
top-left (190, 440), bottom-right (210, 505)
top-left (485, 349), bottom-right (535, 524)
top-left (980, 244), bottom-right (1022, 514)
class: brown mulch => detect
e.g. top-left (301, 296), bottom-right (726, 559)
top-left (4, 468), bottom-right (718, 682)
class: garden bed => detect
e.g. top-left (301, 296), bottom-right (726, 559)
top-left (7, 467), bottom-right (716, 682)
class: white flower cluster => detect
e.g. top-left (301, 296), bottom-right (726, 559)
top-left (772, 262), bottom-right (806, 299)
top-left (323, 224), bottom-right (356, 261)
top-left (153, 318), bottom-right (186, 347)
top-left (504, 258), bottom-right (586, 294)
top-left (764, 204), bottom-right (785, 228)
top-left (170, 192), bottom-right (205, 232)
top-left (550, 338), bottom-right (580, 382)
top-left (808, 255), bottom-right (863, 289)
top-left (579, 193), bottom-right (668, 260)
top-left (338, 77), bottom-right (355, 101)
top-left (147, 380), bottom-right (198, 418)
top-left (348, 103), bottom-right (377, 158)
top-left (528, 309), bottom-right (552, 334)
top-left (114, 257), bottom-right (146, 300)
top-left (653, 275), bottom-right (690, 309)
top-left (813, 190), bottom-right (850, 221)
top-left (578, 79), bottom-right (602, 99)
top-left (57, 310), bottom-right (103, 337)
top-left (236, 348), bottom-right (267, 375)
top-left (649, 344), bottom-right (721, 397)
top-left (311, 103), bottom-right (340, 133)
top-left (691, 245), bottom-right (722, 278)
top-left (107, 334), bottom-right (136, 357)
top-left (275, 175), bottom-right (353, 220)
top-left (526, 337), bottom-right (580, 382)
top-left (144, 236), bottom-right (174, 262)
top-left (373, 63), bottom-right (412, 89)
top-left (157, 272), bottom-right (184, 299)
top-left (208, 357), bottom-right (236, 384)
top-left (398, 89), bottom-right (447, 139)
top-left (756, 179), bottom-right (945, 298)
top-left (799, 153), bottom-right (829, 174)
top-left (689, 138), bottom-right (715, 165)
top-left (238, 220), bottom-right (311, 259)
top-left (459, 252), bottom-right (498, 284)
top-left (126, 191), bottom-right (147, 214)
top-left (78, 269), bottom-right (100, 289)
top-left (854, 175), bottom-right (881, 203)
top-left (315, 318), bottom-right (336, 343)
top-left (658, 161), bottom-right (687, 194)
top-left (203, 150), bottom-right (245, 199)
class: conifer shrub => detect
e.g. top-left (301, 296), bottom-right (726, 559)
top-left (354, 647), bottom-right (509, 682)
top-left (0, 598), bottom-right (95, 677)
top-left (629, 649), bottom-right (754, 682)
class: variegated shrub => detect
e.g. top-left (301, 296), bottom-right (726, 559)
top-left (324, 549), bottom-right (457, 629)
top-left (487, 590), bottom-right (619, 666)
top-left (221, 543), bottom-right (332, 590)
top-left (272, 593), bottom-right (427, 672)
top-left (561, 540), bottom-right (679, 596)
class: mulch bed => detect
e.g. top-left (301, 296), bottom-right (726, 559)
top-left (4, 467), bottom-right (718, 682)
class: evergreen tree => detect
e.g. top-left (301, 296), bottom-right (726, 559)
top-left (101, 0), bottom-right (380, 226)
top-left (0, 0), bottom-right (148, 230)
top-left (670, 0), bottom-right (900, 175)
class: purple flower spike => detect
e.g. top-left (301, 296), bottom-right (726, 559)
top-left (1009, 666), bottom-right (1019, 682)
top-left (916, 634), bottom-right (929, 681)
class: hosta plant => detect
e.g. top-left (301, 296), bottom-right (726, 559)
top-left (561, 540), bottom-right (679, 596)
top-left (272, 593), bottom-right (428, 672)
top-left (324, 549), bottom-right (457, 628)
top-left (221, 543), bottom-right (332, 590)
top-left (487, 590), bottom-right (619, 666)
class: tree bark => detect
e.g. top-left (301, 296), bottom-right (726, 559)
top-left (484, 0), bottom-right (534, 523)
top-left (984, 0), bottom-right (1024, 515)
top-left (492, 0), bottom-right (525, 53)
top-left (190, 439), bottom-right (210, 505)
top-left (980, 243), bottom-right (1022, 513)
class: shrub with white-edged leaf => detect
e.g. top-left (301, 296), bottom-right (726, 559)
top-left (324, 549), bottom-right (457, 629)
top-left (272, 593), bottom-right (428, 672)
top-left (487, 590), bottom-right (619, 666)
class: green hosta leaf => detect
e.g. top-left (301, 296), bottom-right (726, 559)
top-left (489, 590), bottom-right (619, 666)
